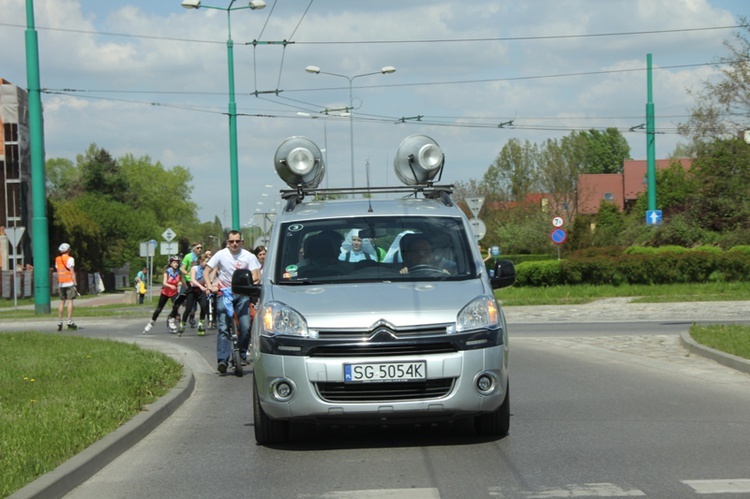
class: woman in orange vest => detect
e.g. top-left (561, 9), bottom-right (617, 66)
top-left (55, 243), bottom-right (78, 331)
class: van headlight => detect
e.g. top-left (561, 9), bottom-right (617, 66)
top-left (260, 301), bottom-right (309, 337)
top-left (456, 295), bottom-right (499, 332)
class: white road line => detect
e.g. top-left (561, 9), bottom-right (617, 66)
top-left (299, 488), bottom-right (440, 498)
top-left (683, 479), bottom-right (750, 494)
top-left (489, 482), bottom-right (645, 497)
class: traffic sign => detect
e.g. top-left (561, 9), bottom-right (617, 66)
top-left (552, 216), bottom-right (564, 228)
top-left (468, 218), bottom-right (487, 241)
top-left (162, 228), bottom-right (176, 242)
top-left (550, 228), bottom-right (567, 245)
top-left (5, 227), bottom-right (25, 247)
top-left (465, 197), bottom-right (485, 218)
top-left (490, 245), bottom-right (500, 256)
top-left (160, 242), bottom-right (178, 255)
top-left (646, 210), bottom-right (662, 225)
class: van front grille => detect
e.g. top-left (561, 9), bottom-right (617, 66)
top-left (311, 343), bottom-right (457, 357)
top-left (315, 378), bottom-right (454, 402)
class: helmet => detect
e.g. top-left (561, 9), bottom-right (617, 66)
top-left (169, 255), bottom-right (180, 263)
top-left (58, 243), bottom-right (71, 253)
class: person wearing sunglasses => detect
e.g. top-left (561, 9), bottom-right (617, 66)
top-left (204, 231), bottom-right (261, 374)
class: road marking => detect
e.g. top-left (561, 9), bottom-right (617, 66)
top-left (489, 483), bottom-right (644, 497)
top-left (300, 489), bottom-right (440, 498)
top-left (683, 479), bottom-right (750, 494)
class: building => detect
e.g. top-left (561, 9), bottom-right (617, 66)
top-left (0, 77), bottom-right (32, 272)
top-left (576, 158), bottom-right (692, 215)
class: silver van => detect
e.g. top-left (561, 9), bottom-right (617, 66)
top-left (233, 135), bottom-right (516, 444)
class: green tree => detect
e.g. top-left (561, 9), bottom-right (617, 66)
top-left (678, 18), bottom-right (750, 145)
top-left (47, 145), bottom-right (200, 272)
top-left (575, 128), bottom-right (631, 174)
top-left (486, 138), bottom-right (539, 202)
top-left (689, 138), bottom-right (750, 233)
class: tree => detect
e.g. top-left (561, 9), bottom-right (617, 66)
top-left (678, 17), bottom-right (750, 145)
top-left (486, 138), bottom-right (539, 202)
top-left (47, 145), bottom-right (200, 272)
top-left (575, 128), bottom-right (631, 174)
top-left (689, 137), bottom-right (750, 233)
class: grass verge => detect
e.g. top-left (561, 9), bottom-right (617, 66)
top-left (0, 332), bottom-right (183, 497)
top-left (690, 324), bottom-right (750, 360)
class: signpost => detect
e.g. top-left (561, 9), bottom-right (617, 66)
top-left (6, 226), bottom-right (25, 309)
top-left (550, 216), bottom-right (567, 260)
top-left (139, 239), bottom-right (158, 302)
top-left (465, 197), bottom-right (486, 242)
top-left (646, 210), bottom-right (662, 225)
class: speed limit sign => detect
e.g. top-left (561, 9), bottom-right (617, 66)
top-left (552, 216), bottom-right (564, 228)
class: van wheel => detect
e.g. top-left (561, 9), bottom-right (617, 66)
top-left (253, 381), bottom-right (289, 445)
top-left (474, 382), bottom-right (509, 437)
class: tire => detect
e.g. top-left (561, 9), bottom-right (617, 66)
top-left (474, 382), bottom-right (510, 437)
top-left (253, 381), bottom-right (289, 445)
top-left (232, 347), bottom-right (243, 377)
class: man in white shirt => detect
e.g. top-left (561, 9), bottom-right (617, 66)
top-left (204, 231), bottom-right (261, 374)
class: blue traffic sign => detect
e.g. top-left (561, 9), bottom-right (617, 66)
top-left (550, 228), bottom-right (567, 245)
top-left (646, 210), bottom-right (662, 225)
top-left (490, 246), bottom-right (500, 256)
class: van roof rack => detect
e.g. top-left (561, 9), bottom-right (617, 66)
top-left (280, 184), bottom-right (454, 212)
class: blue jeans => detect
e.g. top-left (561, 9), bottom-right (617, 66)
top-left (216, 293), bottom-right (250, 363)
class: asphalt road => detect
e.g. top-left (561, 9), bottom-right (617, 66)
top-left (6, 298), bottom-right (750, 498)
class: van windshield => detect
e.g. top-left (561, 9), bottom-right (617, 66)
top-left (273, 216), bottom-right (478, 284)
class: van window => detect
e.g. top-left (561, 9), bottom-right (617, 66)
top-left (274, 216), bottom-right (477, 283)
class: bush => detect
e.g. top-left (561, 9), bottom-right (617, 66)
top-left (515, 260), bottom-right (563, 286)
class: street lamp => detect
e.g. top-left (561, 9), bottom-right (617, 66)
top-left (181, 0), bottom-right (266, 230)
top-left (305, 65), bottom-right (396, 188)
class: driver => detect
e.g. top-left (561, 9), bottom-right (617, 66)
top-left (400, 234), bottom-right (442, 274)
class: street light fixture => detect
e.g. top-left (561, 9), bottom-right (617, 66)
top-left (305, 65), bottom-right (396, 188)
top-left (181, 0), bottom-right (266, 230)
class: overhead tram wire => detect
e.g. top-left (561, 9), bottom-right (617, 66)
top-left (0, 21), bottom-right (743, 45)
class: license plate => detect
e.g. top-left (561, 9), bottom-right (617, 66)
top-left (344, 361), bottom-right (426, 383)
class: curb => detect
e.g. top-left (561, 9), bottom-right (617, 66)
top-left (9, 352), bottom-right (196, 499)
top-left (679, 330), bottom-right (750, 376)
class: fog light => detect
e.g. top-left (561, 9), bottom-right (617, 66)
top-left (270, 378), bottom-right (296, 402)
top-left (474, 372), bottom-right (497, 395)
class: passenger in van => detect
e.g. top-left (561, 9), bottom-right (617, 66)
top-left (399, 234), bottom-right (454, 275)
top-left (339, 229), bottom-right (377, 262)
top-left (298, 233), bottom-right (342, 277)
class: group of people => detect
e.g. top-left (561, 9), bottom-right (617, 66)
top-left (142, 232), bottom-right (266, 375)
top-left (306, 228), bottom-right (452, 275)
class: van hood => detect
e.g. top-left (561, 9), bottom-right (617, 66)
top-left (268, 279), bottom-right (488, 330)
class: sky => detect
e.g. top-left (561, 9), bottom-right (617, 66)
top-left (2, 0), bottom-right (749, 228)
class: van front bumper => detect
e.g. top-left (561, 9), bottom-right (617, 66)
top-left (253, 344), bottom-right (508, 423)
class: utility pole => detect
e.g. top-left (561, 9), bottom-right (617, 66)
top-left (646, 53), bottom-right (657, 211)
top-left (26, 0), bottom-right (50, 314)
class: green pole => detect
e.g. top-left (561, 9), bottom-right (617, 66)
top-left (25, 0), bottom-right (50, 314)
top-left (646, 53), bottom-right (657, 211)
top-left (226, 9), bottom-right (240, 230)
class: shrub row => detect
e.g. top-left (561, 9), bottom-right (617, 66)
top-left (514, 250), bottom-right (750, 287)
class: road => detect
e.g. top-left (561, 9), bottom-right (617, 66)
top-left (6, 298), bottom-right (750, 498)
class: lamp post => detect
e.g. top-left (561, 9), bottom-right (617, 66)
top-left (181, 0), bottom-right (266, 230)
top-left (305, 65), bottom-right (396, 188)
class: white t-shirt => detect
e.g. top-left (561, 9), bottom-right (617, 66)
top-left (207, 247), bottom-right (260, 288)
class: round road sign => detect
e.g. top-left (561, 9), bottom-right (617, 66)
top-left (552, 216), bottom-right (564, 228)
top-left (550, 228), bottom-right (567, 245)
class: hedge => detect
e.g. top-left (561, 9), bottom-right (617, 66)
top-left (513, 247), bottom-right (750, 287)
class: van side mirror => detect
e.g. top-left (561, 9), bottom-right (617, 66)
top-left (231, 269), bottom-right (261, 298)
top-left (490, 259), bottom-right (516, 290)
